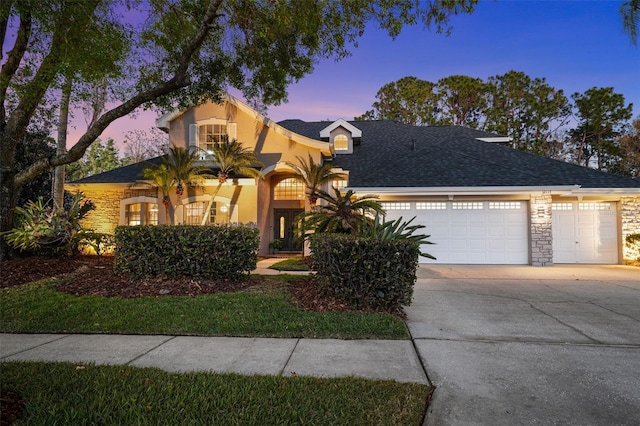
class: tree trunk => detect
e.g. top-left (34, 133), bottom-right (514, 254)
top-left (0, 167), bottom-right (16, 260)
top-left (53, 77), bottom-right (72, 210)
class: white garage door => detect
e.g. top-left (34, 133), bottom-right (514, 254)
top-left (382, 201), bottom-right (529, 264)
top-left (552, 202), bottom-right (618, 264)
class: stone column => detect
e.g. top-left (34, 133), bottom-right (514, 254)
top-left (621, 197), bottom-right (640, 262)
top-left (529, 193), bottom-right (553, 266)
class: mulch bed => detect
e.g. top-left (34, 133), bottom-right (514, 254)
top-left (0, 255), bottom-right (369, 313)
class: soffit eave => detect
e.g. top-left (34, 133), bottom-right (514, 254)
top-left (345, 186), bottom-right (583, 197)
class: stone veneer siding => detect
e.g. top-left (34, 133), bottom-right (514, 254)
top-left (80, 188), bottom-right (157, 234)
top-left (529, 194), bottom-right (553, 266)
top-left (621, 197), bottom-right (640, 262)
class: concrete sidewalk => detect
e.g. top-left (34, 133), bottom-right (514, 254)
top-left (0, 333), bottom-right (428, 384)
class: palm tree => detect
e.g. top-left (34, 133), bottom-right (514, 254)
top-left (621, 0), bottom-right (639, 45)
top-left (201, 138), bottom-right (264, 224)
top-left (294, 188), bottom-right (384, 238)
top-left (286, 154), bottom-right (347, 205)
top-left (164, 145), bottom-right (214, 201)
top-left (141, 163), bottom-right (174, 224)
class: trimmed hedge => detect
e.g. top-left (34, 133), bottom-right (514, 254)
top-left (114, 225), bottom-right (259, 279)
top-left (309, 234), bottom-right (420, 311)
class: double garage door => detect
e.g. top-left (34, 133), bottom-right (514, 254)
top-left (383, 200), bottom-right (618, 264)
top-left (382, 201), bottom-right (529, 264)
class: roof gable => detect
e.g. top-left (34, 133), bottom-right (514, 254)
top-left (319, 119), bottom-right (362, 138)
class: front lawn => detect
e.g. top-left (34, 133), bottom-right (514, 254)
top-left (0, 277), bottom-right (409, 339)
top-left (0, 361), bottom-right (430, 425)
top-left (268, 257), bottom-right (312, 271)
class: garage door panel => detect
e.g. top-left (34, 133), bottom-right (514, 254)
top-left (387, 201), bottom-right (528, 264)
top-left (552, 202), bottom-right (617, 264)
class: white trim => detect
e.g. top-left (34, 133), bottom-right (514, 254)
top-left (476, 137), bottom-right (512, 143)
top-left (347, 186), bottom-right (581, 196)
top-left (319, 118), bottom-right (362, 138)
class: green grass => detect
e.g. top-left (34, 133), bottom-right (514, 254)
top-left (268, 257), bottom-right (311, 271)
top-left (0, 278), bottom-right (409, 339)
top-left (1, 361), bottom-right (430, 425)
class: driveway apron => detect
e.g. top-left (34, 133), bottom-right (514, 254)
top-left (405, 264), bottom-right (640, 426)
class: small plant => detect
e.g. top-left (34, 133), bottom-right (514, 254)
top-left (79, 232), bottom-right (115, 256)
top-left (269, 239), bottom-right (283, 253)
top-left (625, 233), bottom-right (640, 261)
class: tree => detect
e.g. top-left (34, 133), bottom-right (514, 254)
top-left (163, 145), bottom-right (213, 200)
top-left (484, 71), bottom-right (571, 154)
top-left (141, 163), bottom-right (175, 225)
top-left (294, 188), bottom-right (385, 237)
top-left (610, 117), bottom-right (640, 177)
top-left (435, 74), bottom-right (487, 128)
top-left (14, 128), bottom-right (55, 208)
top-left (570, 87), bottom-right (633, 170)
top-left (286, 154), bottom-right (346, 205)
top-left (66, 138), bottom-right (122, 181)
top-left (1, 0), bottom-right (478, 259)
top-left (202, 138), bottom-right (264, 224)
top-left (122, 128), bottom-right (169, 165)
top-left (355, 76), bottom-right (438, 125)
top-left (621, 0), bottom-right (640, 45)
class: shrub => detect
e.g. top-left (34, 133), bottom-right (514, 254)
top-left (79, 232), bottom-right (115, 256)
top-left (626, 233), bottom-right (640, 261)
top-left (309, 234), bottom-right (420, 311)
top-left (114, 225), bottom-right (259, 279)
top-left (2, 193), bottom-right (95, 256)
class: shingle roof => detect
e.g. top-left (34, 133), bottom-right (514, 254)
top-left (70, 155), bottom-right (258, 184)
top-left (278, 120), bottom-right (640, 189)
top-left (71, 156), bottom-right (165, 184)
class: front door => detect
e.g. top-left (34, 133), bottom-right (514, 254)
top-left (274, 209), bottom-right (304, 252)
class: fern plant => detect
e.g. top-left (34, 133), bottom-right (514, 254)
top-left (360, 214), bottom-right (436, 259)
top-left (2, 193), bottom-right (95, 254)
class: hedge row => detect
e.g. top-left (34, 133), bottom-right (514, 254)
top-left (114, 225), bottom-right (259, 279)
top-left (309, 234), bottom-right (420, 311)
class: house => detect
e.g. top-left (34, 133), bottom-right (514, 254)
top-left (68, 94), bottom-right (640, 265)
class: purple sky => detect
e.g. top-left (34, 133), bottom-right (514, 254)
top-left (7, 1), bottom-right (640, 147)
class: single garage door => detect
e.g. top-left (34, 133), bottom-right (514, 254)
top-left (552, 202), bottom-right (618, 264)
top-left (382, 201), bottom-right (529, 264)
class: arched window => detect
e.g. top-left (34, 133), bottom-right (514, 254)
top-left (178, 195), bottom-right (234, 224)
top-left (120, 196), bottom-right (158, 225)
top-left (333, 134), bottom-right (348, 151)
top-left (274, 177), bottom-right (305, 200)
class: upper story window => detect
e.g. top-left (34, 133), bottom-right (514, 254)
top-left (189, 120), bottom-right (237, 157)
top-left (320, 119), bottom-right (361, 155)
top-left (199, 124), bottom-right (227, 153)
top-left (334, 134), bottom-right (348, 151)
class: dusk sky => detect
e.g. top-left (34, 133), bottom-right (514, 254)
top-left (27, 1), bottom-right (640, 146)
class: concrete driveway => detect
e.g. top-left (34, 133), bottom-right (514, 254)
top-left (405, 264), bottom-right (640, 426)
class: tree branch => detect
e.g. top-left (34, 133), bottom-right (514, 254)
top-left (0, 8), bottom-right (31, 126)
top-left (14, 0), bottom-right (225, 189)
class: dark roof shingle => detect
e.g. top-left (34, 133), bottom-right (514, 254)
top-left (278, 120), bottom-right (639, 189)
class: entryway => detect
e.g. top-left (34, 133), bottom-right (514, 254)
top-left (273, 209), bottom-right (303, 252)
